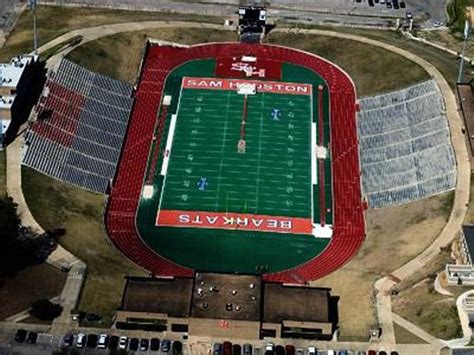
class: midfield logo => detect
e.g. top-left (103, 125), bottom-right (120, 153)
top-left (231, 62), bottom-right (266, 77)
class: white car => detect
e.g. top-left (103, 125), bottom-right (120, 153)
top-left (307, 346), bottom-right (316, 355)
top-left (98, 334), bottom-right (108, 349)
top-left (265, 343), bottom-right (274, 353)
top-left (119, 336), bottom-right (128, 350)
top-left (76, 333), bottom-right (86, 348)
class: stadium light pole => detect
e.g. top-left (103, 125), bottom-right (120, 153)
top-left (458, 20), bottom-right (470, 84)
top-left (30, 0), bottom-right (38, 54)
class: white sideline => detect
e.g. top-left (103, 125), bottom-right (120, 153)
top-left (311, 122), bottom-right (317, 185)
top-left (160, 114), bottom-right (177, 176)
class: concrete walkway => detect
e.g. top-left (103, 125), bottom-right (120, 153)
top-left (444, 290), bottom-right (474, 348)
top-left (392, 312), bottom-right (444, 346)
top-left (6, 129), bottom-right (86, 332)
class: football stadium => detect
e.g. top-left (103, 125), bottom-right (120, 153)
top-left (104, 42), bottom-right (365, 283)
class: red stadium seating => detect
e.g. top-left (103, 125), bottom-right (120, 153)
top-left (105, 42), bottom-right (366, 282)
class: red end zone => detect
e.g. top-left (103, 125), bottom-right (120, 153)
top-left (182, 77), bottom-right (312, 95)
top-left (157, 210), bottom-right (313, 234)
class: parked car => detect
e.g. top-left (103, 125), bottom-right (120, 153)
top-left (108, 335), bottom-right (119, 349)
top-left (86, 334), bottom-right (98, 348)
top-left (14, 329), bottom-right (27, 343)
top-left (232, 344), bottom-right (242, 355)
top-left (265, 343), bottom-right (274, 355)
top-left (76, 333), bottom-right (86, 348)
top-left (150, 337), bottom-right (160, 351)
top-left (129, 338), bottom-right (139, 351)
top-left (26, 332), bottom-right (38, 344)
top-left (295, 348), bottom-right (304, 355)
top-left (285, 345), bottom-right (295, 355)
top-left (275, 345), bottom-right (285, 355)
top-left (223, 341), bottom-right (233, 355)
top-left (243, 343), bottom-right (252, 355)
top-left (307, 346), bottom-right (316, 355)
top-left (62, 333), bottom-right (74, 348)
top-left (97, 334), bottom-right (109, 349)
top-left (118, 336), bottom-right (128, 350)
top-left (213, 342), bottom-right (223, 355)
top-left (173, 340), bottom-right (183, 354)
top-left (368, 351), bottom-right (377, 355)
top-left (162, 339), bottom-right (172, 353)
top-left (140, 338), bottom-right (149, 351)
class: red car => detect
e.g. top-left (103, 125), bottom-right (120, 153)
top-left (223, 341), bottom-right (233, 355)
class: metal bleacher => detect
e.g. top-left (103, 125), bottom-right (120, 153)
top-left (22, 59), bottom-right (134, 193)
top-left (357, 80), bottom-right (456, 208)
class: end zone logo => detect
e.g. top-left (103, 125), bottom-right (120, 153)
top-left (156, 210), bottom-right (313, 234)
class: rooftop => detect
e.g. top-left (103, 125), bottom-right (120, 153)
top-left (121, 277), bottom-right (193, 318)
top-left (263, 283), bottom-right (332, 324)
top-left (190, 273), bottom-right (261, 322)
top-left (0, 55), bottom-right (35, 89)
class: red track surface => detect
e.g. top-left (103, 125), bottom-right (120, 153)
top-left (105, 42), bottom-right (365, 282)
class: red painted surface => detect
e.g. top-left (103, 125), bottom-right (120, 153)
top-left (105, 43), bottom-right (365, 282)
top-left (156, 210), bottom-right (313, 235)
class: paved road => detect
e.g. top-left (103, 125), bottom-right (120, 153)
top-left (37, 0), bottom-right (449, 28)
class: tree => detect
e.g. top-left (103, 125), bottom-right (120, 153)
top-left (30, 299), bottom-right (63, 321)
top-left (0, 197), bottom-right (60, 276)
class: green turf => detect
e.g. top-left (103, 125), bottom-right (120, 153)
top-left (136, 59), bottom-right (333, 274)
top-left (161, 89), bottom-right (312, 217)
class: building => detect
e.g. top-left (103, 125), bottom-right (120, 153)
top-left (115, 273), bottom-right (339, 340)
top-left (0, 54), bottom-right (44, 149)
top-left (446, 225), bottom-right (474, 285)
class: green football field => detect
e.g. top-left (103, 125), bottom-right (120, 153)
top-left (160, 88), bottom-right (312, 218)
top-left (136, 60), bottom-right (333, 274)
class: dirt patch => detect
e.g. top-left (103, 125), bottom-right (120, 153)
top-left (0, 264), bottom-right (66, 320)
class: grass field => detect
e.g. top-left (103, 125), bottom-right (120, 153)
top-left (67, 28), bottom-right (237, 83)
top-left (66, 29), bottom-right (429, 97)
top-left (22, 167), bottom-right (145, 324)
top-left (312, 191), bottom-right (453, 339)
top-left (0, 5), bottom-right (221, 62)
top-left (0, 264), bottom-right (65, 320)
top-left (393, 323), bottom-right (428, 344)
top-left (162, 88), bottom-right (312, 216)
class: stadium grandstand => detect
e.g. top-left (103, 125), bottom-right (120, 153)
top-left (22, 59), bottom-right (134, 193)
top-left (357, 80), bottom-right (456, 208)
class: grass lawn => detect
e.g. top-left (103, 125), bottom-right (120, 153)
top-left (0, 5), bottom-right (221, 62)
top-left (464, 172), bottom-right (474, 224)
top-left (447, 0), bottom-right (474, 34)
top-left (266, 32), bottom-right (429, 96)
top-left (22, 167), bottom-right (145, 324)
top-left (312, 192), bottom-right (453, 339)
top-left (391, 248), bottom-right (463, 340)
top-left (0, 264), bottom-right (66, 320)
top-left (66, 28), bottom-right (429, 97)
top-left (393, 323), bottom-right (428, 344)
top-left (66, 28), bottom-right (237, 83)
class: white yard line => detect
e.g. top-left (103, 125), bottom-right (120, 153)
top-left (255, 94), bottom-right (265, 213)
top-left (214, 90), bottom-right (232, 212)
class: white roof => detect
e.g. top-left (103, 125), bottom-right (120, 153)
top-left (0, 55), bottom-right (35, 89)
top-left (0, 95), bottom-right (14, 109)
top-left (0, 119), bottom-right (11, 135)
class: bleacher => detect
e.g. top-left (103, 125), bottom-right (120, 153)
top-left (357, 80), bottom-right (456, 208)
top-left (22, 59), bottom-right (134, 193)
top-left (105, 42), bottom-right (366, 282)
